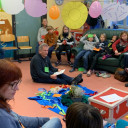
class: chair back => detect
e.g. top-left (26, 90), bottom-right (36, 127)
top-left (1, 34), bottom-right (15, 42)
top-left (17, 36), bottom-right (29, 43)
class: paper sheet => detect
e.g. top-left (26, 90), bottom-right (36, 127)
top-left (100, 94), bottom-right (123, 103)
top-left (54, 69), bottom-right (65, 75)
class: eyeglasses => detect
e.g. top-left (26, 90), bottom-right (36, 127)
top-left (9, 80), bottom-right (22, 90)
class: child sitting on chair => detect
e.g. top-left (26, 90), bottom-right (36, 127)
top-left (102, 35), bottom-right (118, 60)
top-left (55, 25), bottom-right (74, 67)
top-left (44, 26), bottom-right (57, 59)
top-left (69, 34), bottom-right (99, 74)
top-left (87, 33), bottom-right (108, 77)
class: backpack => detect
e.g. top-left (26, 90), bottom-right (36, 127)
top-left (114, 68), bottom-right (128, 82)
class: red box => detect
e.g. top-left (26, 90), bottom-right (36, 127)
top-left (88, 87), bottom-right (128, 123)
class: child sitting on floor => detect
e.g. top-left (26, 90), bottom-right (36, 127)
top-left (102, 35), bottom-right (118, 60)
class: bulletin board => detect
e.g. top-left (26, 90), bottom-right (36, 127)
top-left (0, 12), bottom-right (12, 35)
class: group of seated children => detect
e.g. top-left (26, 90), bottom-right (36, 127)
top-left (37, 18), bottom-right (74, 67)
top-left (70, 31), bottom-right (128, 77)
top-left (37, 18), bottom-right (128, 78)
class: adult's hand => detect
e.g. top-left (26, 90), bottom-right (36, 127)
top-left (39, 41), bottom-right (44, 45)
top-left (50, 74), bottom-right (57, 79)
top-left (58, 69), bottom-right (62, 72)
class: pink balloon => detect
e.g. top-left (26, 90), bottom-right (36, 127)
top-left (89, 1), bottom-right (102, 18)
top-left (25, 0), bottom-right (47, 17)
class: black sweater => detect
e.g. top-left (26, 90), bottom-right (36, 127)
top-left (30, 54), bottom-right (58, 80)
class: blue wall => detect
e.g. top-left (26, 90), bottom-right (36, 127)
top-left (15, 9), bottom-right (41, 54)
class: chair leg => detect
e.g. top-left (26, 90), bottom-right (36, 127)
top-left (17, 49), bottom-right (21, 63)
top-left (29, 49), bottom-right (32, 61)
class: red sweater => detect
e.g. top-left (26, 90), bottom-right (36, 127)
top-left (112, 39), bottom-right (128, 53)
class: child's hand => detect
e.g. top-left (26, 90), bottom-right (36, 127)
top-left (62, 40), bottom-right (67, 45)
top-left (93, 34), bottom-right (96, 37)
top-left (85, 34), bottom-right (88, 37)
top-left (115, 50), bottom-right (121, 55)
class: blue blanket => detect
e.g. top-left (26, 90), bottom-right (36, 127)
top-left (28, 85), bottom-right (97, 116)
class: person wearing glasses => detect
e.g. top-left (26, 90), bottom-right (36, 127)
top-left (30, 43), bottom-right (83, 85)
top-left (0, 59), bottom-right (62, 128)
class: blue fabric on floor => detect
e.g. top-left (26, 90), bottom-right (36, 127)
top-left (28, 85), bottom-right (97, 116)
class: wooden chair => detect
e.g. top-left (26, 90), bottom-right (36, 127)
top-left (16, 36), bottom-right (32, 62)
top-left (0, 34), bottom-right (18, 60)
top-left (0, 34), bottom-right (17, 50)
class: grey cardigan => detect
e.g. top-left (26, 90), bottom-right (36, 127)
top-left (0, 108), bottom-right (50, 128)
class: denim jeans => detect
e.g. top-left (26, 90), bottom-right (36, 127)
top-left (34, 74), bottom-right (73, 85)
top-left (42, 118), bottom-right (62, 128)
top-left (73, 49), bottom-right (91, 70)
top-left (89, 51), bottom-right (102, 70)
top-left (48, 46), bottom-right (55, 58)
top-left (36, 43), bottom-right (39, 54)
top-left (124, 54), bottom-right (128, 68)
top-left (56, 45), bottom-right (71, 61)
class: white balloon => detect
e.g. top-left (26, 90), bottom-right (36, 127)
top-left (101, 2), bottom-right (128, 22)
top-left (1, 0), bottom-right (24, 15)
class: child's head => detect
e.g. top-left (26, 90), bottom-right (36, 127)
top-left (88, 34), bottom-right (94, 42)
top-left (120, 31), bottom-right (128, 41)
top-left (66, 102), bottom-right (103, 128)
top-left (46, 26), bottom-right (54, 34)
top-left (112, 35), bottom-right (118, 42)
top-left (63, 25), bottom-right (69, 33)
top-left (100, 33), bottom-right (106, 42)
top-left (42, 18), bottom-right (48, 27)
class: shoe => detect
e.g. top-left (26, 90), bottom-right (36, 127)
top-left (106, 54), bottom-right (112, 58)
top-left (55, 61), bottom-right (61, 66)
top-left (99, 73), bottom-right (106, 77)
top-left (102, 55), bottom-right (107, 60)
top-left (125, 83), bottom-right (128, 87)
top-left (68, 61), bottom-right (73, 67)
top-left (102, 74), bottom-right (111, 78)
top-left (83, 69), bottom-right (87, 74)
top-left (87, 70), bottom-right (92, 77)
top-left (69, 68), bottom-right (75, 72)
top-left (71, 73), bottom-right (82, 85)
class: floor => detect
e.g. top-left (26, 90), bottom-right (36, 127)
top-left (9, 56), bottom-right (128, 128)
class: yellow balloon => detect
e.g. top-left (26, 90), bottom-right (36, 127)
top-left (49, 5), bottom-right (60, 20)
top-left (62, 2), bottom-right (88, 29)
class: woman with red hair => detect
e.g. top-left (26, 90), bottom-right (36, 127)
top-left (0, 59), bottom-right (62, 128)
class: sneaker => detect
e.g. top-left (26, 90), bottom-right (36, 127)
top-left (71, 73), bottom-right (83, 85)
top-left (69, 68), bottom-right (75, 72)
top-left (55, 61), bottom-right (61, 67)
top-left (106, 54), bottom-right (112, 58)
top-left (87, 70), bottom-right (92, 77)
top-left (102, 74), bottom-right (111, 78)
top-left (102, 55), bottom-right (107, 60)
top-left (68, 61), bottom-right (73, 67)
top-left (83, 69), bottom-right (87, 74)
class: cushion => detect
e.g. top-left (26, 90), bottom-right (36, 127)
top-left (98, 57), bottom-right (120, 67)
